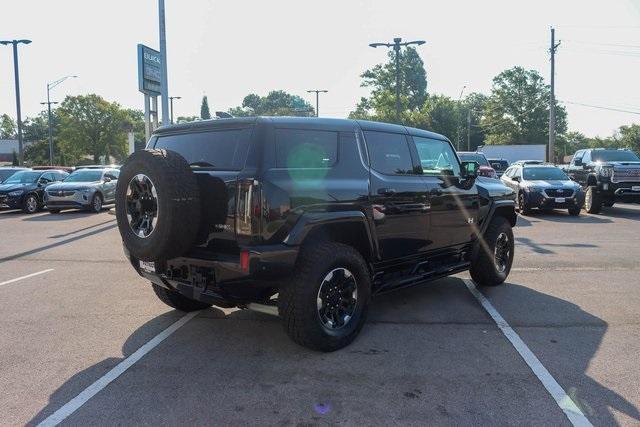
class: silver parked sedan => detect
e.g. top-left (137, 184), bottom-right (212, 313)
top-left (45, 168), bottom-right (119, 213)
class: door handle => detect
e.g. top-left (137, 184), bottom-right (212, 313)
top-left (377, 188), bottom-right (396, 196)
top-left (430, 188), bottom-right (443, 196)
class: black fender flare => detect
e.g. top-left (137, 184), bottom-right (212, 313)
top-left (480, 199), bottom-right (517, 236)
top-left (283, 211), bottom-right (378, 261)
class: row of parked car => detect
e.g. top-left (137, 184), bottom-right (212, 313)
top-left (0, 165), bottom-right (120, 214)
top-left (457, 148), bottom-right (640, 216)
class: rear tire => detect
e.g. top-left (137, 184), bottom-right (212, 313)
top-left (584, 186), bottom-right (602, 214)
top-left (278, 242), bottom-right (371, 352)
top-left (152, 283), bottom-right (212, 312)
top-left (470, 216), bottom-right (514, 287)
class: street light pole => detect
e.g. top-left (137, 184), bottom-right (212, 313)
top-left (306, 90), bottom-right (328, 117)
top-left (1, 39), bottom-right (31, 165)
top-left (369, 38), bottom-right (425, 124)
top-left (42, 75), bottom-right (77, 165)
top-left (159, 0), bottom-right (170, 126)
top-left (169, 96), bottom-right (181, 123)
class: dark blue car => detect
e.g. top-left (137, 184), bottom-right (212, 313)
top-left (500, 163), bottom-right (584, 216)
top-left (0, 169), bottom-right (68, 213)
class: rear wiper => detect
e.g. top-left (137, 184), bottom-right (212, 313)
top-left (189, 161), bottom-right (215, 168)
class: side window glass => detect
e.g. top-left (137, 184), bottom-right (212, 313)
top-left (364, 131), bottom-right (414, 175)
top-left (111, 170), bottom-right (120, 179)
top-left (573, 151), bottom-right (584, 164)
top-left (41, 172), bottom-right (54, 182)
top-left (504, 167), bottom-right (512, 178)
top-left (411, 136), bottom-right (460, 176)
top-left (275, 129), bottom-right (338, 168)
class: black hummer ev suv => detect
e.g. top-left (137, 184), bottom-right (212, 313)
top-left (567, 148), bottom-right (640, 213)
top-left (116, 117), bottom-right (517, 351)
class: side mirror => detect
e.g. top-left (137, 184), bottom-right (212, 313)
top-left (512, 176), bottom-right (521, 182)
top-left (103, 176), bottom-right (112, 183)
top-left (460, 161), bottom-right (479, 179)
top-left (38, 178), bottom-right (48, 186)
top-left (574, 159), bottom-right (583, 167)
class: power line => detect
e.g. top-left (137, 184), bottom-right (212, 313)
top-left (560, 100), bottom-right (640, 115)
top-left (564, 39), bottom-right (640, 49)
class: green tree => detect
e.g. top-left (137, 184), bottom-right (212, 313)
top-left (11, 150), bottom-right (18, 166)
top-left (616, 124), bottom-right (640, 153)
top-left (481, 66), bottom-right (567, 145)
top-left (409, 95), bottom-right (460, 141)
top-left (229, 90), bottom-right (314, 117)
top-left (176, 115), bottom-right (200, 123)
top-left (200, 96), bottom-right (211, 120)
top-left (23, 140), bottom-right (51, 165)
top-left (349, 46), bottom-right (427, 123)
top-left (57, 94), bottom-right (130, 164)
top-left (0, 114), bottom-right (16, 139)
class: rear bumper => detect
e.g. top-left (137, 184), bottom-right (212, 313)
top-left (124, 244), bottom-right (299, 304)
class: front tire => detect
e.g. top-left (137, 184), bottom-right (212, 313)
top-left (89, 193), bottom-right (103, 213)
top-left (22, 195), bottom-right (39, 214)
top-left (470, 216), bottom-right (514, 287)
top-left (518, 192), bottom-right (532, 215)
top-left (278, 242), bottom-right (371, 352)
top-left (152, 283), bottom-right (212, 311)
top-left (584, 186), bottom-right (602, 214)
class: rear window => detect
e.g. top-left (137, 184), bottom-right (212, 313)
top-left (154, 128), bottom-right (252, 170)
top-left (489, 160), bottom-right (509, 171)
top-left (275, 129), bottom-right (338, 168)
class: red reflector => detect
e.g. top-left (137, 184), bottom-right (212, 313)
top-left (240, 251), bottom-right (250, 272)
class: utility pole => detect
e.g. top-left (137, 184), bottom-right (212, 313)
top-left (169, 96), bottom-right (181, 123)
top-left (467, 110), bottom-right (471, 151)
top-left (159, 0), bottom-right (170, 126)
top-left (549, 27), bottom-right (561, 163)
top-left (369, 38), bottom-right (426, 124)
top-left (1, 39), bottom-right (31, 165)
top-left (307, 90), bottom-right (328, 117)
top-left (42, 75), bottom-right (77, 165)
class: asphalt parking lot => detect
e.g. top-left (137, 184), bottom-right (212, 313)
top-left (1, 206), bottom-right (639, 426)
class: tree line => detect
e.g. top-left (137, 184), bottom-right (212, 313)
top-left (1, 48), bottom-right (638, 165)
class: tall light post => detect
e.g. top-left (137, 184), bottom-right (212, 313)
top-left (369, 38), bottom-right (425, 124)
top-left (158, 0), bottom-right (170, 126)
top-left (1, 39), bottom-right (31, 165)
top-left (169, 96), bottom-right (181, 123)
top-left (307, 90), bottom-right (328, 117)
top-left (41, 75), bottom-right (78, 165)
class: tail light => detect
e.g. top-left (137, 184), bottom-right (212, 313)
top-left (240, 250), bottom-right (250, 272)
top-left (236, 178), bottom-right (261, 237)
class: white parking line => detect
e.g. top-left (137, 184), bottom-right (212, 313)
top-left (0, 269), bottom-right (54, 288)
top-left (36, 311), bottom-right (199, 427)
top-left (464, 279), bottom-right (592, 427)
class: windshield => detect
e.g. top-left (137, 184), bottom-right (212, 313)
top-left (2, 171), bottom-right (42, 184)
top-left (591, 150), bottom-right (640, 162)
top-left (0, 169), bottom-right (22, 182)
top-left (64, 170), bottom-right (104, 182)
top-left (523, 167), bottom-right (569, 181)
top-left (458, 153), bottom-right (489, 167)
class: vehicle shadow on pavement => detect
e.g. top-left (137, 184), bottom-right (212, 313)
top-left (595, 205), bottom-right (640, 222)
top-left (515, 236), bottom-right (598, 254)
top-left (21, 210), bottom-right (109, 222)
top-left (26, 279), bottom-right (639, 426)
top-left (479, 281), bottom-right (640, 426)
top-left (523, 210), bottom-right (613, 224)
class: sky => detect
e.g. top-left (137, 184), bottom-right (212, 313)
top-left (1, 0), bottom-right (640, 137)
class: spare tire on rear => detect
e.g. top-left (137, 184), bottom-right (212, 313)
top-left (115, 149), bottom-right (201, 261)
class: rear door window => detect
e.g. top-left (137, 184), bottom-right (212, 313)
top-left (364, 131), bottom-right (414, 175)
top-left (275, 129), bottom-right (338, 168)
top-left (154, 128), bottom-right (253, 170)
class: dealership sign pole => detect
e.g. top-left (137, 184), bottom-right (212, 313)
top-left (137, 44), bottom-right (162, 142)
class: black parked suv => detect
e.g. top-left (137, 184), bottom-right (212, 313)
top-left (567, 148), bottom-right (640, 213)
top-left (116, 117), bottom-right (517, 351)
top-left (0, 169), bottom-right (68, 213)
